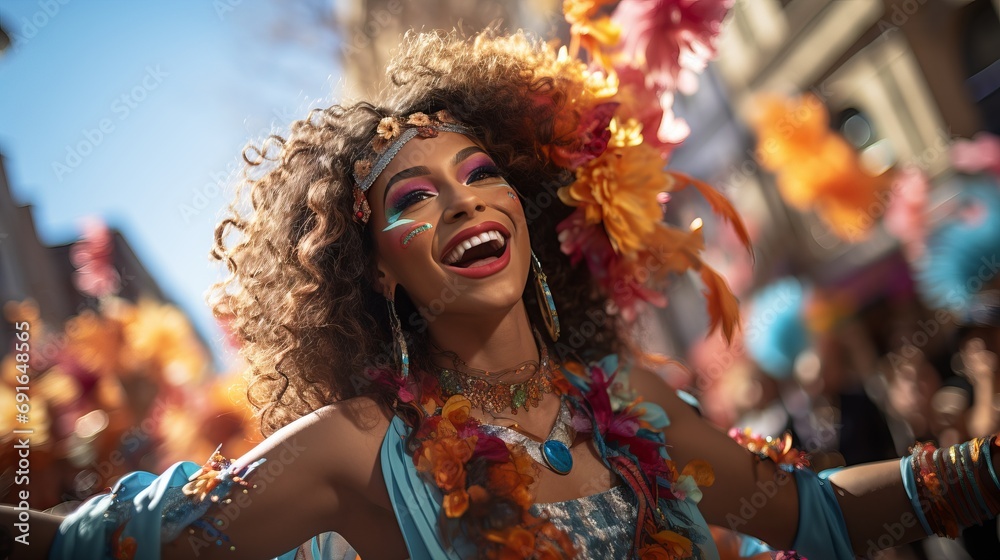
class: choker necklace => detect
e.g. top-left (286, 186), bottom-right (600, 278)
top-left (480, 396), bottom-right (576, 475)
top-left (432, 328), bottom-right (555, 415)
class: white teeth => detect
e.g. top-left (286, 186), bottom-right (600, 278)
top-left (444, 230), bottom-right (507, 264)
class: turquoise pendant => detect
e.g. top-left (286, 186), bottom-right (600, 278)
top-left (542, 440), bottom-right (572, 475)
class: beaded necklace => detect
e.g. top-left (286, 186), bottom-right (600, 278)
top-left (431, 329), bottom-right (555, 415)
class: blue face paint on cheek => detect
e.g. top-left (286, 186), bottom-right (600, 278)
top-left (383, 210), bottom-right (415, 232)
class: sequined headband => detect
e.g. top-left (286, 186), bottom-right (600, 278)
top-left (351, 110), bottom-right (473, 224)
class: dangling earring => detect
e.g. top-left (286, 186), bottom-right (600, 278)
top-left (387, 293), bottom-right (409, 379)
top-left (531, 250), bottom-right (560, 341)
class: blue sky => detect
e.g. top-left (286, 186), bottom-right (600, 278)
top-left (0, 1), bottom-right (340, 368)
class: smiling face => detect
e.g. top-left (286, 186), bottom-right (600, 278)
top-left (366, 131), bottom-right (531, 323)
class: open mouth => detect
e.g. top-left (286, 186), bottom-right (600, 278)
top-left (442, 230), bottom-right (509, 268)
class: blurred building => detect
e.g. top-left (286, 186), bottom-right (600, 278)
top-left (718, 0), bottom-right (996, 266)
top-left (0, 151), bottom-right (203, 349)
top-left (332, 0), bottom-right (562, 97)
top-left (650, 0), bottom-right (1000, 351)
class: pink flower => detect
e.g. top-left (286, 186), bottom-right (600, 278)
top-left (71, 217), bottom-right (121, 298)
top-left (550, 102), bottom-right (619, 169)
top-left (612, 0), bottom-right (733, 94)
top-left (556, 208), bottom-right (668, 321)
top-left (557, 207), bottom-right (615, 271)
top-left (951, 132), bottom-right (1000, 177)
top-left (884, 166), bottom-right (929, 261)
top-left (605, 262), bottom-right (669, 322)
top-left (474, 435), bottom-right (511, 463)
top-left (615, 66), bottom-right (689, 155)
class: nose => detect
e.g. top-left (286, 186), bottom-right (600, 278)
top-left (442, 184), bottom-right (487, 223)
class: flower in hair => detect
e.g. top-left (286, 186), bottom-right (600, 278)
top-left (353, 159), bottom-right (373, 180)
top-left (377, 116), bottom-right (402, 140)
top-left (558, 118), bottom-right (666, 258)
top-left (434, 109), bottom-right (457, 124)
top-left (549, 101), bottom-right (619, 169)
top-left (406, 112), bottom-right (433, 126)
top-left (612, 0), bottom-right (732, 95)
top-left (564, 0), bottom-right (622, 70)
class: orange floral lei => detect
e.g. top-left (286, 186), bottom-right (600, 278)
top-left (386, 357), bottom-right (719, 559)
top-left (410, 383), bottom-right (576, 558)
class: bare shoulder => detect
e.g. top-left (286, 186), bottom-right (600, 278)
top-left (232, 394), bottom-right (394, 501)
top-left (626, 365), bottom-right (701, 426)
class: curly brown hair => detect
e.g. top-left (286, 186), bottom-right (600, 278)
top-left (208, 29), bottom-right (624, 438)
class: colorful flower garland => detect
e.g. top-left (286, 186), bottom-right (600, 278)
top-left (401, 372), bottom-right (576, 558)
top-left (379, 354), bottom-right (719, 559)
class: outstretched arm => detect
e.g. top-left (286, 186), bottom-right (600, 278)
top-left (22, 397), bottom-right (386, 560)
top-left (630, 367), bottom-right (999, 557)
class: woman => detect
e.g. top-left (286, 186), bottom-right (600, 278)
top-left (11, 28), bottom-right (1000, 560)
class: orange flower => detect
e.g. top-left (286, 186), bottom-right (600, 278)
top-left (537, 522), bottom-right (577, 557)
top-left (558, 119), bottom-right (666, 259)
top-left (406, 112), bottom-right (432, 126)
top-left (376, 116), bottom-right (401, 140)
top-left (442, 394), bottom-right (472, 426)
top-left (511, 485), bottom-right (534, 509)
top-left (680, 459), bottom-right (715, 488)
top-left (487, 462), bottom-right (523, 495)
top-left (639, 529), bottom-right (693, 559)
top-left (432, 437), bottom-right (474, 492)
top-left (497, 526), bottom-right (537, 559)
top-left (443, 488), bottom-right (470, 518)
top-left (418, 436), bottom-right (475, 493)
top-left (563, 0), bottom-right (621, 69)
top-left (467, 484), bottom-right (490, 505)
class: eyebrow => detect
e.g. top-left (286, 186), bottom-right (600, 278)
top-left (382, 147), bottom-right (490, 208)
top-left (453, 146), bottom-right (486, 166)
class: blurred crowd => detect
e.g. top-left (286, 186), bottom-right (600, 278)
top-left (678, 131), bottom-right (1000, 558)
